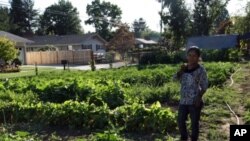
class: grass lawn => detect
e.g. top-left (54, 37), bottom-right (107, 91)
top-left (0, 66), bottom-right (61, 79)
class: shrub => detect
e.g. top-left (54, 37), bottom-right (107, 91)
top-left (12, 58), bottom-right (22, 66)
top-left (0, 37), bottom-right (17, 64)
top-left (139, 49), bottom-right (244, 65)
top-left (113, 102), bottom-right (177, 133)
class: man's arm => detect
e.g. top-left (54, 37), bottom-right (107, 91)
top-left (199, 67), bottom-right (208, 97)
top-left (194, 67), bottom-right (208, 107)
top-left (173, 64), bottom-right (186, 81)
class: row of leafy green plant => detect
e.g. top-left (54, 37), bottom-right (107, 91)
top-left (0, 99), bottom-right (176, 133)
top-left (0, 62), bottom-right (236, 139)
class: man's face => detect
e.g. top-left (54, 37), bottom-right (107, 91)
top-left (187, 50), bottom-right (199, 65)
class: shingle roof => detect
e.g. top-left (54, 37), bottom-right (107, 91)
top-left (26, 33), bottom-right (107, 46)
top-left (0, 31), bottom-right (34, 43)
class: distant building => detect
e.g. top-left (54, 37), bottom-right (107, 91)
top-left (26, 33), bottom-right (107, 54)
top-left (187, 34), bottom-right (239, 49)
top-left (135, 38), bottom-right (158, 48)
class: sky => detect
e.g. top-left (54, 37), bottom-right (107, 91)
top-left (0, 0), bottom-right (249, 33)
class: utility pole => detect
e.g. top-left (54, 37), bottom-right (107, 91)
top-left (160, 0), bottom-right (164, 35)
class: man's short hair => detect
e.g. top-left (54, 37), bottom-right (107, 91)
top-left (187, 46), bottom-right (201, 57)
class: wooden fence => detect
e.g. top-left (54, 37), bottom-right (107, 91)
top-left (26, 50), bottom-right (91, 65)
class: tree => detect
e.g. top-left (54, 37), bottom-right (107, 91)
top-left (38, 0), bottom-right (82, 35)
top-left (230, 2), bottom-right (250, 34)
top-left (160, 0), bottom-right (191, 49)
top-left (0, 37), bottom-right (17, 64)
top-left (85, 0), bottom-right (122, 41)
top-left (192, 0), bottom-right (230, 36)
top-left (156, 0), bottom-right (165, 34)
top-left (242, 2), bottom-right (250, 33)
top-left (132, 18), bottom-right (147, 38)
top-left (230, 16), bottom-right (245, 34)
top-left (192, 0), bottom-right (209, 36)
top-left (107, 25), bottom-right (135, 59)
top-left (9, 0), bottom-right (38, 35)
top-left (141, 29), bottom-right (161, 41)
top-left (0, 7), bottom-right (10, 31)
top-left (215, 20), bottom-right (232, 34)
top-left (210, 0), bottom-right (230, 35)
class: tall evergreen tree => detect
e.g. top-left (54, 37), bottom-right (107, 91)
top-left (132, 18), bottom-right (147, 38)
top-left (192, 0), bottom-right (210, 36)
top-left (192, 0), bottom-right (230, 36)
top-left (0, 7), bottom-right (10, 31)
top-left (160, 0), bottom-right (191, 49)
top-left (9, 0), bottom-right (38, 35)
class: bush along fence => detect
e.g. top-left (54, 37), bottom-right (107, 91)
top-left (139, 48), bottom-right (246, 65)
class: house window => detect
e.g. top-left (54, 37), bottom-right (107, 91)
top-left (96, 45), bottom-right (103, 50)
top-left (68, 45), bottom-right (73, 50)
top-left (82, 44), bottom-right (92, 50)
top-left (27, 47), bottom-right (34, 52)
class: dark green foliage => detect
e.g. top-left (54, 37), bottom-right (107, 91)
top-left (11, 58), bottom-right (22, 66)
top-left (132, 18), bottom-right (147, 38)
top-left (38, 0), bottom-right (82, 35)
top-left (192, 0), bottom-right (230, 36)
top-left (139, 51), bottom-right (186, 65)
top-left (9, 0), bottom-right (38, 35)
top-left (0, 7), bottom-right (10, 31)
top-left (139, 49), bottom-right (244, 65)
top-left (160, 0), bottom-right (191, 48)
top-left (85, 0), bottom-right (122, 41)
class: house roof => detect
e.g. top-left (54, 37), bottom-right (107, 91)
top-left (135, 38), bottom-right (158, 45)
top-left (187, 34), bottom-right (239, 49)
top-left (26, 33), bottom-right (107, 46)
top-left (0, 31), bottom-right (34, 43)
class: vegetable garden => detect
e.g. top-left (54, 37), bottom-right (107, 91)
top-left (0, 62), bottom-right (237, 140)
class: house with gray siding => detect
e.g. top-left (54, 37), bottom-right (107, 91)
top-left (26, 33), bottom-right (107, 54)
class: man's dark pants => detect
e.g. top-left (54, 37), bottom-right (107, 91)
top-left (178, 103), bottom-right (203, 141)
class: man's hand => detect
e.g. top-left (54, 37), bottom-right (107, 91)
top-left (180, 63), bottom-right (187, 72)
top-left (194, 95), bottom-right (202, 108)
top-left (177, 63), bottom-right (187, 78)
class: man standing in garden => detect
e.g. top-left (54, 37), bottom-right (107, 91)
top-left (174, 46), bottom-right (208, 141)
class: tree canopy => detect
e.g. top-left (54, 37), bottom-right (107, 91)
top-left (37, 0), bottom-right (82, 35)
top-left (107, 25), bottom-right (135, 58)
top-left (9, 0), bottom-right (38, 36)
top-left (0, 7), bottom-right (10, 31)
top-left (192, 0), bottom-right (230, 36)
top-left (85, 0), bottom-right (122, 41)
top-left (160, 0), bottom-right (190, 48)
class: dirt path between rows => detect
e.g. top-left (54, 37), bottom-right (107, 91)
top-left (220, 63), bottom-right (250, 140)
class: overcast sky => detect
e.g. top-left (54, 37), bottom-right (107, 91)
top-left (0, 0), bottom-right (249, 32)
